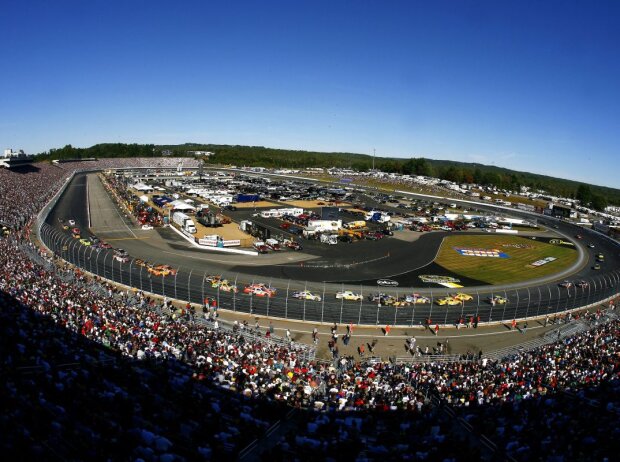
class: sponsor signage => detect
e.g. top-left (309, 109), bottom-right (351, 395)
top-left (529, 256), bottom-right (557, 267)
top-left (549, 239), bottom-right (575, 247)
top-left (198, 237), bottom-right (241, 247)
top-left (455, 247), bottom-right (509, 258)
top-left (500, 243), bottom-right (534, 249)
top-left (377, 279), bottom-right (398, 287)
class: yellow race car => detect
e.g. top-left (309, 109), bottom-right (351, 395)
top-left (453, 293), bottom-right (473, 301)
top-left (218, 280), bottom-right (238, 293)
top-left (148, 264), bottom-right (177, 277)
top-left (436, 297), bottom-right (461, 306)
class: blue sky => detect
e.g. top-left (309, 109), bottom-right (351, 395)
top-left (1, 1), bottom-right (619, 187)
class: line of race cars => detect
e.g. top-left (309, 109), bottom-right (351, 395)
top-left (559, 280), bottom-right (590, 289)
top-left (59, 223), bottom-right (517, 304)
top-left (58, 223), bottom-right (508, 307)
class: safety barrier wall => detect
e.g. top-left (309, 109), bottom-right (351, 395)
top-left (39, 221), bottom-right (619, 327)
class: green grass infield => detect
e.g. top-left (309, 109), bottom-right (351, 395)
top-left (434, 234), bottom-right (578, 285)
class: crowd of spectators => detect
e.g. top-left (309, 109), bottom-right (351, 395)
top-left (0, 161), bottom-right (619, 460)
top-left (0, 158), bottom-right (200, 229)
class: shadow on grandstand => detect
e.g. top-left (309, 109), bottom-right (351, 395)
top-left (0, 290), bottom-right (288, 461)
top-left (9, 164), bottom-right (40, 174)
top-left (2, 285), bottom-right (619, 462)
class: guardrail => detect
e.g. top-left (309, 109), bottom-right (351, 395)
top-left (39, 218), bottom-right (620, 327)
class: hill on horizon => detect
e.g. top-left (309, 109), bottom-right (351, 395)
top-left (38, 143), bottom-right (619, 208)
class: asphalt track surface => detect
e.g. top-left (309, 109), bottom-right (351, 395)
top-left (41, 172), bottom-right (620, 327)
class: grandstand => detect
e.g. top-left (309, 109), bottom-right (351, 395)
top-left (0, 159), bottom-right (618, 461)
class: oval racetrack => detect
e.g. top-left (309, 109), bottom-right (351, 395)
top-left (40, 171), bottom-right (620, 327)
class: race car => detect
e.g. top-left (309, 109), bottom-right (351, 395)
top-left (405, 294), bottom-right (430, 304)
top-left (368, 293), bottom-right (397, 305)
top-left (155, 265), bottom-right (177, 276)
top-left (79, 238), bottom-right (92, 246)
top-left (436, 297), bottom-right (461, 306)
top-left (559, 280), bottom-right (573, 289)
top-left (292, 290), bottom-right (322, 301)
top-left (113, 254), bottom-right (130, 263)
top-left (243, 283), bottom-right (276, 297)
top-left (134, 258), bottom-right (149, 267)
top-left (488, 296), bottom-right (508, 305)
top-left (576, 280), bottom-right (589, 289)
top-left (453, 293), bottom-right (473, 301)
top-left (205, 275), bottom-right (222, 286)
top-left (335, 291), bottom-right (363, 301)
top-left (368, 293), bottom-right (389, 302)
top-left (62, 224), bottom-right (70, 230)
top-left (148, 265), bottom-right (177, 277)
top-left (68, 219), bottom-right (76, 226)
top-left (218, 280), bottom-right (238, 293)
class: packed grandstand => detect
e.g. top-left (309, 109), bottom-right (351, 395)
top-left (1, 159), bottom-right (619, 461)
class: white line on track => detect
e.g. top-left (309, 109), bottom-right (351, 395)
top-left (162, 249), bottom-right (270, 265)
top-left (86, 177), bottom-right (91, 229)
top-left (90, 176), bottom-right (138, 239)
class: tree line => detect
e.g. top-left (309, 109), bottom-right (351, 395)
top-left (36, 143), bottom-right (618, 209)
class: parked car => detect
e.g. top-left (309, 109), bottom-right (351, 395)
top-left (283, 239), bottom-right (302, 251)
top-left (253, 241), bottom-right (269, 253)
top-left (265, 239), bottom-right (281, 251)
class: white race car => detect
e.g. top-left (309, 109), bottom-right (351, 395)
top-left (335, 291), bottom-right (363, 301)
top-left (292, 290), bottom-right (321, 302)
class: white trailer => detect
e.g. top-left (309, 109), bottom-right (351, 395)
top-left (172, 211), bottom-right (197, 234)
top-left (307, 219), bottom-right (342, 231)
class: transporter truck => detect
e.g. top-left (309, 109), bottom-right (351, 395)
top-left (173, 211), bottom-right (197, 234)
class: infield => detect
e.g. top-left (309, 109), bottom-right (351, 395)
top-left (435, 234), bottom-right (578, 285)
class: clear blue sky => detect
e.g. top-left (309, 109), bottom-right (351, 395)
top-left (1, 1), bottom-right (619, 187)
